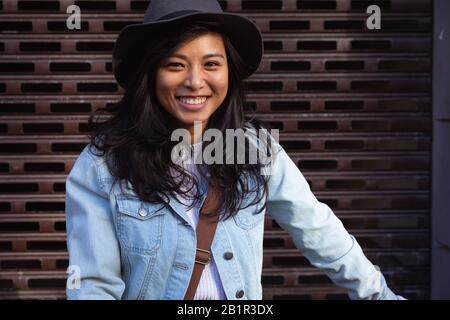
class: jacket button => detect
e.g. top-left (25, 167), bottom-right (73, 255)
top-left (236, 290), bottom-right (244, 298)
top-left (138, 207), bottom-right (148, 217)
top-left (224, 252), bottom-right (233, 260)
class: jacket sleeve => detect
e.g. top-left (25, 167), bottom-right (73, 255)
top-left (265, 143), bottom-right (401, 300)
top-left (65, 148), bottom-right (125, 299)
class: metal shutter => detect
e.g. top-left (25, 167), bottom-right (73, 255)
top-left (0, 0), bottom-right (432, 299)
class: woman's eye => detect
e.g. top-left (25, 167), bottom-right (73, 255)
top-left (205, 61), bottom-right (220, 68)
top-left (167, 62), bottom-right (184, 69)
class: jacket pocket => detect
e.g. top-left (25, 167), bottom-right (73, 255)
top-left (115, 195), bottom-right (165, 254)
top-left (233, 204), bottom-right (265, 230)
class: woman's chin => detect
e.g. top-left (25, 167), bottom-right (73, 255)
top-left (176, 113), bottom-right (209, 125)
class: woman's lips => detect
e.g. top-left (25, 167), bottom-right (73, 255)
top-left (176, 96), bottom-right (209, 111)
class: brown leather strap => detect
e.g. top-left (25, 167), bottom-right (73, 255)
top-left (184, 184), bottom-right (221, 300)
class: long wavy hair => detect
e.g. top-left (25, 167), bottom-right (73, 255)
top-left (87, 22), bottom-right (273, 220)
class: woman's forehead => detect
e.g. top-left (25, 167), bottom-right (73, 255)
top-left (173, 32), bottom-right (226, 55)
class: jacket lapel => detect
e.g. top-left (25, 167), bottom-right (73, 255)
top-left (164, 180), bottom-right (208, 227)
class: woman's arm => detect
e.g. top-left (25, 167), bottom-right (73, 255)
top-left (65, 147), bottom-right (125, 299)
top-left (265, 143), bottom-right (402, 300)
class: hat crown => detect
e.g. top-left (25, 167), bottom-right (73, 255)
top-left (144, 0), bottom-right (223, 22)
top-left (113, 0), bottom-right (263, 88)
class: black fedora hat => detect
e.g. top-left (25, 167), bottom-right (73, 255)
top-left (112, 0), bottom-right (264, 89)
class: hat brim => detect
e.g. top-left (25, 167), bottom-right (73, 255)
top-left (112, 12), bottom-right (263, 89)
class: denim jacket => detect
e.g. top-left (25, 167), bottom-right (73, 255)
top-left (65, 140), bottom-right (401, 300)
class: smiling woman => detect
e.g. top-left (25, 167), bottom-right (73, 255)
top-left (65, 0), bottom-right (404, 301)
top-left (85, 20), bottom-right (267, 221)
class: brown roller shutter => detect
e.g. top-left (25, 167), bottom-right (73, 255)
top-left (0, 0), bottom-right (432, 299)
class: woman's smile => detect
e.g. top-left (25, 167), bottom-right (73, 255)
top-left (176, 95), bottom-right (210, 111)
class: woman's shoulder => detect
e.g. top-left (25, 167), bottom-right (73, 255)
top-left (72, 142), bottom-right (112, 182)
top-left (78, 142), bottom-right (105, 164)
top-left (243, 119), bottom-right (282, 153)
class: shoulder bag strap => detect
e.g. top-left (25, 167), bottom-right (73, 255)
top-left (183, 184), bottom-right (221, 300)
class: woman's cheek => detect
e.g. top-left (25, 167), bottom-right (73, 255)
top-left (212, 75), bottom-right (228, 99)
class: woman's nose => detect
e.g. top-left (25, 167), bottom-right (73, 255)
top-left (183, 67), bottom-right (205, 90)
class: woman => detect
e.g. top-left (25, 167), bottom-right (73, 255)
top-left (65, 0), bottom-right (403, 300)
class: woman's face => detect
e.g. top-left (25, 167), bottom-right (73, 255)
top-left (155, 32), bottom-right (228, 135)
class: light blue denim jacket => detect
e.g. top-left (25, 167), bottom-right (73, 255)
top-left (65, 140), bottom-right (401, 300)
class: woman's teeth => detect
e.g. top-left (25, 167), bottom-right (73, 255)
top-left (177, 97), bottom-right (208, 105)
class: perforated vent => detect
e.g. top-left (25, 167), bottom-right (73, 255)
top-left (0, 0), bottom-right (431, 299)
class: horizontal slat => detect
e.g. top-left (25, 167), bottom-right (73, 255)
top-left (0, 52), bottom-right (432, 60)
top-left (0, 92), bottom-right (431, 100)
top-left (0, 72), bottom-right (432, 80)
top-left (0, 14), bottom-right (432, 34)
top-left (0, 0), bottom-right (433, 13)
top-left (0, 112), bottom-right (432, 121)
top-left (0, 12), bottom-right (434, 19)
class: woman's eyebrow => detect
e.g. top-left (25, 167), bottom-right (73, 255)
top-left (168, 53), bottom-right (225, 60)
top-left (203, 53), bottom-right (225, 60)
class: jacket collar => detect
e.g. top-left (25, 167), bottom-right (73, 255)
top-left (164, 179), bottom-right (209, 227)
